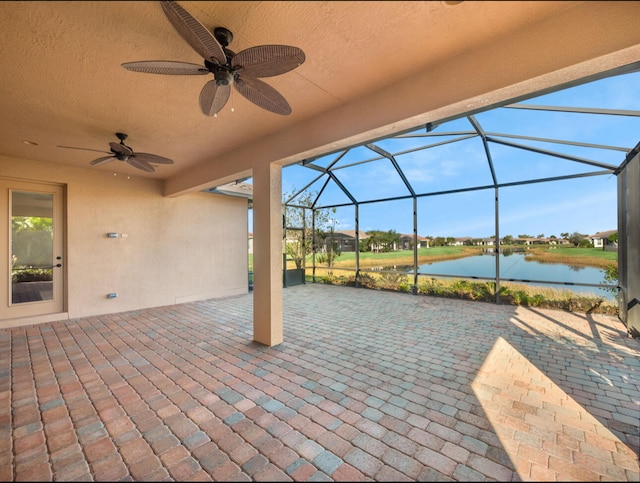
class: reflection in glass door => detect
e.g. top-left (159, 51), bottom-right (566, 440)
top-left (1, 180), bottom-right (64, 321)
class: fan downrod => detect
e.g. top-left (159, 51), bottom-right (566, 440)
top-left (116, 132), bottom-right (128, 142)
top-left (213, 27), bottom-right (233, 47)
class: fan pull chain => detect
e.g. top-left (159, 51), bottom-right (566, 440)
top-left (230, 86), bottom-right (235, 113)
top-left (213, 88), bottom-right (235, 117)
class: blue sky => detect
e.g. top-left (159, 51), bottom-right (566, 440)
top-left (267, 69), bottom-right (640, 239)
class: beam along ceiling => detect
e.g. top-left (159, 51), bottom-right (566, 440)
top-left (1, 1), bottom-right (639, 193)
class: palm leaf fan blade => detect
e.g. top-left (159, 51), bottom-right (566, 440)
top-left (133, 153), bottom-right (174, 165)
top-left (160, 0), bottom-right (226, 64)
top-left (200, 80), bottom-right (230, 116)
top-left (90, 156), bottom-right (116, 166)
top-left (122, 61), bottom-right (209, 75)
top-left (235, 76), bottom-right (291, 115)
top-left (127, 157), bottom-right (155, 172)
top-left (234, 45), bottom-right (305, 78)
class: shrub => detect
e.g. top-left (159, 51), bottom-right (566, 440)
top-left (418, 277), bottom-right (447, 296)
top-left (12, 267), bottom-right (52, 283)
top-left (314, 273), bottom-right (618, 316)
top-left (602, 264), bottom-right (618, 295)
top-left (357, 272), bottom-right (378, 289)
top-left (378, 272), bottom-right (408, 290)
top-left (398, 281), bottom-right (413, 293)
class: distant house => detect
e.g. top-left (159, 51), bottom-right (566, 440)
top-left (398, 234), bottom-right (429, 250)
top-left (513, 237), bottom-right (535, 246)
top-left (450, 237), bottom-right (495, 246)
top-left (590, 230), bottom-right (617, 249)
top-left (451, 237), bottom-right (471, 246)
top-left (316, 230), bottom-right (366, 253)
top-left (315, 230), bottom-right (435, 252)
top-left (331, 230), bottom-right (361, 252)
top-left (502, 236), bottom-right (561, 245)
top-left (476, 238), bottom-right (494, 246)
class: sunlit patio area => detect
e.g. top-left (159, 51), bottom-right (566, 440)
top-left (1, 284), bottom-right (638, 481)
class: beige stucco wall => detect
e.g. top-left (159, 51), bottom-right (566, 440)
top-left (1, 154), bottom-right (248, 322)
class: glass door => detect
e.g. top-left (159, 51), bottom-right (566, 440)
top-left (1, 179), bottom-right (64, 321)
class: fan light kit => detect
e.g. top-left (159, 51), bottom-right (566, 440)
top-left (121, 1), bottom-right (305, 116)
top-left (57, 132), bottom-right (174, 173)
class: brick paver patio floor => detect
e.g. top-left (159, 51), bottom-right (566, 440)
top-left (1, 284), bottom-right (638, 481)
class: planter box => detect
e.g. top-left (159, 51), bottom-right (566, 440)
top-left (284, 268), bottom-right (305, 287)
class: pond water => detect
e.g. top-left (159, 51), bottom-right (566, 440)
top-left (379, 251), bottom-right (615, 300)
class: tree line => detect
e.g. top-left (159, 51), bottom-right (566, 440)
top-left (282, 190), bottom-right (617, 268)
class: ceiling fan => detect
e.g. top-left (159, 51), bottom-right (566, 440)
top-left (121, 0), bottom-right (305, 116)
top-left (57, 133), bottom-right (174, 173)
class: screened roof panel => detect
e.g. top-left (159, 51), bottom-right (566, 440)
top-left (282, 67), bottom-right (639, 217)
top-left (474, 70), bottom-right (640, 150)
top-left (476, 107), bottom-right (640, 153)
top-left (395, 136), bottom-right (495, 194)
top-left (490, 144), bottom-right (607, 185)
top-left (486, 135), bottom-right (623, 169)
top-left (282, 164), bottom-right (324, 201)
top-left (332, 158), bottom-right (413, 203)
top-left (326, 145), bottom-right (383, 170)
top-left (374, 118), bottom-right (475, 152)
top-left (311, 176), bottom-right (355, 208)
top-left (304, 150), bottom-right (348, 169)
top-left (375, 137), bottom-right (479, 160)
top-left (285, 176), bottom-right (325, 207)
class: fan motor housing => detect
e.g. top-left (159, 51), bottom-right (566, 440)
top-left (214, 69), bottom-right (233, 86)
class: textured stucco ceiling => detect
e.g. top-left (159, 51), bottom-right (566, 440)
top-left (1, 1), bottom-right (640, 194)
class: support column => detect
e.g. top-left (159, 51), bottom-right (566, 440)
top-left (412, 197), bottom-right (418, 293)
top-left (355, 204), bottom-right (360, 287)
top-left (252, 162), bottom-right (283, 346)
top-left (495, 187), bottom-right (501, 303)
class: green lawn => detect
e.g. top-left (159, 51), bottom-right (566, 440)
top-left (523, 246), bottom-right (617, 268)
top-left (354, 246), bottom-right (467, 261)
top-left (312, 246), bottom-right (471, 264)
top-left (545, 247), bottom-right (617, 261)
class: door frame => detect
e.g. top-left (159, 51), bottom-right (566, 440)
top-left (1, 177), bottom-right (66, 324)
